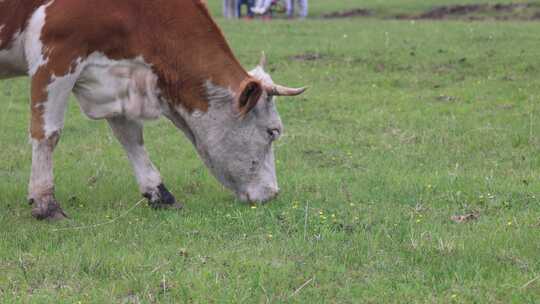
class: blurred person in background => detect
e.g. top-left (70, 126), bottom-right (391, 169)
top-left (252, 0), bottom-right (273, 15)
top-left (286, 0), bottom-right (308, 18)
top-left (223, 0), bottom-right (237, 18)
top-left (237, 0), bottom-right (255, 18)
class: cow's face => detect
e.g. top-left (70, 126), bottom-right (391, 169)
top-left (164, 58), bottom-right (305, 203)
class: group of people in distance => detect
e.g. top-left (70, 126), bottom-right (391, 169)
top-left (223, 0), bottom-right (308, 19)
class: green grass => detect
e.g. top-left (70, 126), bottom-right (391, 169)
top-left (1, 1), bottom-right (540, 303)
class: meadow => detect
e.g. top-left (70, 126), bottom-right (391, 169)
top-left (1, 0), bottom-right (539, 303)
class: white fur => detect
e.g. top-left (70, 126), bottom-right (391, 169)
top-left (29, 137), bottom-right (56, 201)
top-left (24, 1), bottom-right (54, 76)
top-left (74, 53), bottom-right (161, 121)
top-left (249, 65), bottom-right (275, 85)
top-left (40, 72), bottom-right (79, 137)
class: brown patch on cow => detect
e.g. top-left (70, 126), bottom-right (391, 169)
top-left (19, 0), bottom-right (253, 115)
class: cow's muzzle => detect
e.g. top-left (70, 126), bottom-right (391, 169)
top-left (237, 186), bottom-right (279, 204)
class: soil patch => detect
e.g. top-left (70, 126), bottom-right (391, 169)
top-left (322, 2), bottom-right (540, 21)
top-left (415, 3), bottom-right (536, 20)
top-left (322, 9), bottom-right (372, 19)
top-left (289, 52), bottom-right (324, 62)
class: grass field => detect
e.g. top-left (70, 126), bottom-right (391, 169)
top-left (1, 1), bottom-right (540, 303)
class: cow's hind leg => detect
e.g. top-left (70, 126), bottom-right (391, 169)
top-left (28, 69), bottom-right (77, 221)
top-left (106, 117), bottom-right (183, 210)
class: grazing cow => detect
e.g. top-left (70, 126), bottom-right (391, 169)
top-left (0, 0), bottom-right (306, 221)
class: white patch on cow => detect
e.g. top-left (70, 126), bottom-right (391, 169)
top-left (41, 68), bottom-right (82, 137)
top-left (0, 31), bottom-right (27, 78)
top-left (249, 66), bottom-right (275, 85)
top-left (73, 52), bottom-right (162, 121)
top-left (29, 136), bottom-right (56, 200)
top-left (24, 1), bottom-right (55, 76)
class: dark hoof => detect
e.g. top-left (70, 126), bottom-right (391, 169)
top-left (144, 183), bottom-right (183, 210)
top-left (30, 199), bottom-right (68, 221)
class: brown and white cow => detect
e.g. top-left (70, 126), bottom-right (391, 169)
top-left (0, 0), bottom-right (305, 220)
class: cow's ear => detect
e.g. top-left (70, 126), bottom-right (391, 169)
top-left (238, 80), bottom-right (263, 115)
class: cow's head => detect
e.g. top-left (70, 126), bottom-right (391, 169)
top-left (163, 54), bottom-right (306, 203)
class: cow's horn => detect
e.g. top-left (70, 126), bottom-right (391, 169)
top-left (259, 51), bottom-right (267, 68)
top-left (264, 84), bottom-right (307, 97)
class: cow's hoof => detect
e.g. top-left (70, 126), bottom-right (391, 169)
top-left (30, 198), bottom-right (68, 221)
top-left (144, 183), bottom-right (184, 210)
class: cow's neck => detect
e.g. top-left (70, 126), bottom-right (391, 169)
top-left (137, 0), bottom-right (249, 113)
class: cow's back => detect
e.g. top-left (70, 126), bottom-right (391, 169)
top-left (0, 0), bottom-right (133, 78)
top-left (0, 0), bottom-right (251, 113)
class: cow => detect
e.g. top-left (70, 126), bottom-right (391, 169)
top-left (0, 0), bottom-right (306, 221)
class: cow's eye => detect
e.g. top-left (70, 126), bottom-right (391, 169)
top-left (267, 128), bottom-right (281, 141)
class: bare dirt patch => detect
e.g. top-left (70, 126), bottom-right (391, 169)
top-left (323, 2), bottom-right (540, 21)
top-left (414, 3), bottom-right (538, 20)
top-left (322, 9), bottom-right (372, 19)
top-left (451, 212), bottom-right (480, 223)
top-left (289, 52), bottom-right (325, 62)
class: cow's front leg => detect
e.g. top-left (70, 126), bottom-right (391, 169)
top-left (28, 69), bottom-right (75, 221)
top-left (107, 117), bottom-right (183, 210)
top-left (29, 131), bottom-right (67, 220)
